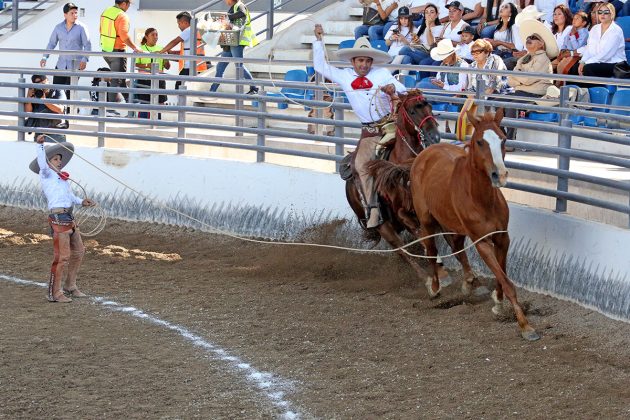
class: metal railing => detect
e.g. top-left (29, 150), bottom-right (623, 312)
top-left (0, 0), bottom-right (55, 32)
top-left (0, 47), bottom-right (629, 227)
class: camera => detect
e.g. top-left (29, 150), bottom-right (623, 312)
top-left (33, 89), bottom-right (45, 99)
top-left (392, 28), bottom-right (399, 34)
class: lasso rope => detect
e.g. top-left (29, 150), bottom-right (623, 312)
top-left (36, 136), bottom-right (507, 260)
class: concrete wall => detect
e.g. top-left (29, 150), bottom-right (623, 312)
top-left (1, 141), bottom-right (629, 322)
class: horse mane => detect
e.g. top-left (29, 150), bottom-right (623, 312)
top-left (366, 160), bottom-right (414, 212)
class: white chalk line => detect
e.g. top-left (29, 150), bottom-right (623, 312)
top-left (0, 274), bottom-right (305, 420)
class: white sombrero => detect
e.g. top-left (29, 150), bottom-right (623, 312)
top-left (515, 5), bottom-right (545, 26)
top-left (519, 18), bottom-right (559, 59)
top-left (336, 37), bottom-right (392, 64)
top-left (29, 142), bottom-right (75, 173)
top-left (430, 38), bottom-right (457, 61)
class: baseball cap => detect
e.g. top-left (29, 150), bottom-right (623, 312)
top-left (63, 2), bottom-right (78, 13)
top-left (398, 6), bottom-right (411, 17)
top-left (446, 1), bottom-right (465, 11)
top-left (458, 26), bottom-right (475, 35)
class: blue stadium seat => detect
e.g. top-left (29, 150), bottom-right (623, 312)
top-left (609, 89), bottom-right (630, 117)
top-left (626, 49), bottom-right (630, 62)
top-left (338, 39), bottom-right (355, 50)
top-left (527, 112), bottom-right (559, 122)
top-left (265, 69), bottom-right (308, 110)
top-left (583, 86), bottom-right (611, 127)
top-left (565, 85), bottom-right (584, 125)
top-left (399, 75), bottom-right (416, 88)
top-left (370, 40), bottom-right (388, 53)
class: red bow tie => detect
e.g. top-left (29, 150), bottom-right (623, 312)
top-left (351, 76), bottom-right (373, 90)
top-left (59, 171), bottom-right (70, 181)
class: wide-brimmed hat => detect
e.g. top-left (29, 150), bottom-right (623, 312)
top-left (519, 19), bottom-right (559, 59)
top-left (336, 37), bottom-right (392, 64)
top-left (29, 142), bottom-right (75, 174)
top-left (430, 38), bottom-right (457, 61)
top-left (515, 5), bottom-right (545, 26)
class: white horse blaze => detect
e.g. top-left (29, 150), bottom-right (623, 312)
top-left (483, 130), bottom-right (507, 173)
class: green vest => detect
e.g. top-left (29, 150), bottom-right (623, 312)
top-left (231, 3), bottom-right (258, 48)
top-left (100, 6), bottom-right (124, 52)
top-left (138, 44), bottom-right (166, 71)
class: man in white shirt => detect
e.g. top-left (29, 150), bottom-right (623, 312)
top-left (313, 24), bottom-right (406, 228)
top-left (30, 138), bottom-right (96, 302)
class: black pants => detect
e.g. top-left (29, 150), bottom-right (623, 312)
top-left (104, 53), bottom-right (128, 102)
top-left (580, 62), bottom-right (619, 88)
top-left (175, 68), bottom-right (190, 90)
top-left (136, 79), bottom-right (167, 104)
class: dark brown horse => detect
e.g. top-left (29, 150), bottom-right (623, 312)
top-left (345, 89), bottom-right (441, 284)
top-left (370, 110), bottom-right (539, 341)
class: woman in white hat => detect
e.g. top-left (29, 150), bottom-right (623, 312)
top-left (313, 24), bottom-right (407, 228)
top-left (31, 136), bottom-right (96, 302)
top-left (430, 38), bottom-right (470, 91)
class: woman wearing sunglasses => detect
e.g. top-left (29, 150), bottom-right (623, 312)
top-left (578, 2), bottom-right (625, 80)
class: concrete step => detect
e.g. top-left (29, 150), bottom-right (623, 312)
top-left (321, 20), bottom-right (362, 35)
top-left (268, 48), bottom-right (312, 61)
top-left (300, 34), bottom-right (351, 45)
top-left (349, 7), bottom-right (364, 17)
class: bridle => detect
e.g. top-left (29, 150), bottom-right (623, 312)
top-left (395, 93), bottom-right (437, 155)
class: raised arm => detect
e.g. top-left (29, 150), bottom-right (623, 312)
top-left (312, 24), bottom-right (346, 83)
top-left (35, 137), bottom-right (52, 177)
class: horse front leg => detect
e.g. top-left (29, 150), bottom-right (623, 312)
top-left (449, 234), bottom-right (479, 296)
top-left (419, 218), bottom-right (441, 299)
top-left (378, 223), bottom-right (426, 287)
top-left (474, 240), bottom-right (539, 341)
top-left (490, 231), bottom-right (510, 311)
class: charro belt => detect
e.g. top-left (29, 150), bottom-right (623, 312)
top-left (50, 207), bottom-right (72, 214)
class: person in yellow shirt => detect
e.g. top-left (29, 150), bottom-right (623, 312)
top-left (135, 28), bottom-right (170, 109)
top-left (100, 0), bottom-right (141, 102)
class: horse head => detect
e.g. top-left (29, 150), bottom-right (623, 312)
top-left (466, 108), bottom-right (508, 188)
top-left (395, 89), bottom-right (441, 155)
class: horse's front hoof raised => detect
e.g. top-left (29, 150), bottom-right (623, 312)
top-left (425, 277), bottom-right (441, 299)
top-left (521, 328), bottom-right (541, 341)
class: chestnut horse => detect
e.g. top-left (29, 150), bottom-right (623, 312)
top-left (411, 110), bottom-right (538, 341)
top-left (345, 89), bottom-right (441, 283)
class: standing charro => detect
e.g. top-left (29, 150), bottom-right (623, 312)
top-left (30, 137), bottom-right (96, 302)
top-left (313, 25), bottom-right (406, 229)
top-left (99, 0), bottom-right (142, 102)
top-left (210, 0), bottom-right (259, 94)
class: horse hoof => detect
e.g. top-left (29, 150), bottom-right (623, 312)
top-left (461, 281), bottom-right (473, 296)
top-left (439, 275), bottom-right (453, 288)
top-left (521, 329), bottom-right (541, 341)
top-left (425, 277), bottom-right (441, 299)
top-left (491, 304), bottom-right (505, 316)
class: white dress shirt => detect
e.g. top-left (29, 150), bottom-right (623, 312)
top-left (313, 41), bottom-right (406, 123)
top-left (440, 20), bottom-right (468, 43)
top-left (579, 23), bottom-right (626, 65)
top-left (37, 144), bottom-right (83, 211)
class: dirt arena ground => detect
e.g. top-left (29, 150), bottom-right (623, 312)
top-left (1, 205), bottom-right (630, 419)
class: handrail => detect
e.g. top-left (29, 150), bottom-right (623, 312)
top-left (0, 0), bottom-right (54, 32)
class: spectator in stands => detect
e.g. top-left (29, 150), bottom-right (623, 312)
top-left (551, 4), bottom-right (573, 49)
top-left (555, 11), bottom-right (589, 75)
top-left (159, 11), bottom-right (210, 90)
top-left (456, 26), bottom-right (476, 61)
top-left (410, 0), bottom-right (450, 24)
top-left (384, 7), bottom-right (416, 67)
top-left (477, 0), bottom-right (508, 39)
top-left (578, 2), bottom-right (626, 79)
top-left (209, 0), bottom-right (259, 94)
top-left (487, 2), bottom-right (522, 63)
top-left (504, 20), bottom-right (555, 140)
top-left (459, 0), bottom-right (484, 24)
top-left (355, 0), bottom-right (399, 40)
top-left (399, 3), bottom-right (442, 65)
top-left (430, 38), bottom-right (470, 90)
top-left (587, 1), bottom-right (603, 28)
top-left (529, 0), bottom-right (568, 23)
top-left (135, 28), bottom-right (170, 110)
top-left (99, 0), bottom-right (141, 103)
top-left (467, 38), bottom-right (509, 93)
top-left (24, 75), bottom-right (68, 142)
top-left (438, 1), bottom-right (470, 44)
top-left (41, 3), bottom-right (91, 102)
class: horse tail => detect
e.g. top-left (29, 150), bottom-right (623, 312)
top-left (366, 160), bottom-right (413, 212)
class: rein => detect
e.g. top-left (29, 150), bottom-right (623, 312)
top-left (394, 94), bottom-right (437, 156)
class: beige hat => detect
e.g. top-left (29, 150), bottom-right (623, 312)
top-left (430, 38), bottom-right (457, 61)
top-left (519, 19), bottom-right (559, 59)
top-left (29, 142), bottom-right (75, 174)
top-left (515, 5), bottom-right (545, 26)
top-left (336, 37), bottom-right (392, 64)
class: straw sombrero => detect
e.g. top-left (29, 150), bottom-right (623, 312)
top-left (29, 142), bottom-right (75, 173)
top-left (518, 18), bottom-right (559, 59)
top-left (515, 5), bottom-right (545, 26)
top-left (336, 37), bottom-right (392, 64)
top-left (430, 38), bottom-right (457, 61)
